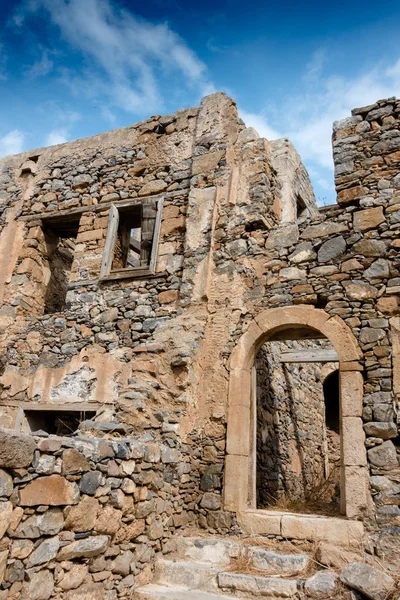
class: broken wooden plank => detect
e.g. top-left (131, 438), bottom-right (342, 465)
top-left (280, 349), bottom-right (339, 363)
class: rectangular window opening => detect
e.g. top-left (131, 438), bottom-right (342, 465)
top-left (43, 217), bottom-right (80, 314)
top-left (100, 199), bottom-right (163, 281)
top-left (296, 195), bottom-right (309, 220)
top-left (24, 410), bottom-right (96, 436)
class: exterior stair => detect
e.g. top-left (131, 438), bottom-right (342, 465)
top-left (134, 536), bottom-right (315, 599)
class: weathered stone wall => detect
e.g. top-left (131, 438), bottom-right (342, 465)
top-left (256, 340), bottom-right (338, 508)
top-left (0, 91), bottom-right (399, 573)
top-left (0, 426), bottom-right (230, 599)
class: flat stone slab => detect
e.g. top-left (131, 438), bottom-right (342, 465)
top-left (176, 537), bottom-right (241, 566)
top-left (218, 572), bottom-right (298, 597)
top-left (156, 559), bottom-right (219, 592)
top-left (249, 547), bottom-right (309, 575)
top-left (340, 562), bottom-right (395, 600)
top-left (136, 584), bottom-right (237, 600)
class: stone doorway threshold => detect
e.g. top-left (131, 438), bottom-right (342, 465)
top-left (237, 509), bottom-right (364, 547)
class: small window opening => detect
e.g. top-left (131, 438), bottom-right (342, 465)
top-left (296, 195), bottom-right (309, 220)
top-left (154, 123), bottom-right (166, 134)
top-left (43, 218), bottom-right (80, 314)
top-left (100, 200), bottom-right (161, 280)
top-left (25, 410), bottom-right (96, 436)
top-left (29, 155), bottom-right (40, 163)
top-left (112, 205), bottom-right (145, 270)
top-left (20, 168), bottom-right (33, 178)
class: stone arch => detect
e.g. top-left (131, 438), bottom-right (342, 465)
top-left (224, 305), bottom-right (371, 520)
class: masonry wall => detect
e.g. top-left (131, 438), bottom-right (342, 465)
top-left (0, 92), bottom-right (399, 593)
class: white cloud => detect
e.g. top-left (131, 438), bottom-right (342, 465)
top-left (240, 54), bottom-right (400, 203)
top-left (239, 109), bottom-right (281, 140)
top-left (45, 128), bottom-right (69, 146)
top-left (17, 0), bottom-right (212, 114)
top-left (0, 130), bottom-right (25, 156)
top-left (26, 49), bottom-right (53, 78)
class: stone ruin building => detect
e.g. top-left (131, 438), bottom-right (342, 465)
top-left (0, 92), bottom-right (398, 599)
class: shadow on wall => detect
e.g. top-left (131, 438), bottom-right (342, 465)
top-left (256, 339), bottom-right (340, 515)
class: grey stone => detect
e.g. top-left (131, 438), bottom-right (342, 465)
top-left (317, 236), bottom-right (346, 263)
top-left (57, 535), bottom-right (109, 560)
top-left (250, 547), bottom-right (309, 575)
top-left (23, 569), bottom-right (54, 600)
top-left (0, 429), bottom-right (35, 468)
top-left (340, 562), bottom-right (395, 600)
top-left (288, 242), bottom-right (316, 264)
top-left (364, 259), bottom-right (390, 280)
top-left (0, 469), bottom-right (13, 497)
top-left (79, 471), bottom-right (102, 495)
top-left (26, 535), bottom-right (60, 567)
top-left (218, 571), bottom-right (297, 597)
top-left (343, 281), bottom-right (378, 300)
top-left (112, 550), bottom-right (133, 575)
top-left (352, 239), bottom-right (386, 257)
top-left (265, 224), bottom-right (299, 249)
top-left (15, 509), bottom-right (64, 538)
top-left (367, 441), bottom-right (398, 468)
top-left (200, 492), bottom-right (221, 510)
top-left (364, 422), bottom-right (398, 440)
top-left (359, 328), bottom-right (386, 344)
top-left (305, 570), bottom-right (338, 598)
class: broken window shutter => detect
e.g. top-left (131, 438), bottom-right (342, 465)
top-left (149, 198), bottom-right (164, 273)
top-left (140, 203), bottom-right (157, 266)
top-left (100, 204), bottom-right (119, 278)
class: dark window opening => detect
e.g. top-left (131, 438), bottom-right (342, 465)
top-left (296, 195), bottom-right (309, 220)
top-left (111, 204), bottom-right (147, 270)
top-left (43, 217), bottom-right (80, 314)
top-left (25, 410), bottom-right (96, 436)
top-left (29, 155), bottom-right (40, 163)
top-left (100, 200), bottom-right (162, 280)
top-left (323, 370), bottom-right (340, 433)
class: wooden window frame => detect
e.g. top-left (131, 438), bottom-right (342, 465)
top-left (99, 197), bottom-right (163, 282)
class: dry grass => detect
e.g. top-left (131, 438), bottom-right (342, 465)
top-left (262, 461), bottom-right (341, 517)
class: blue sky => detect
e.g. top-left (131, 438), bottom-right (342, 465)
top-left (1, 0), bottom-right (400, 203)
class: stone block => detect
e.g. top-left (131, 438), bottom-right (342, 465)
top-left (342, 417), bottom-right (367, 466)
top-left (340, 562), bottom-right (395, 600)
top-left (57, 535), bottom-right (109, 560)
top-left (281, 514), bottom-right (364, 546)
top-left (218, 571), bottom-right (297, 597)
top-left (368, 441), bottom-right (398, 468)
top-left (19, 475), bottom-right (80, 506)
top-left (0, 429), bottom-right (35, 468)
top-left (353, 207), bottom-right (385, 232)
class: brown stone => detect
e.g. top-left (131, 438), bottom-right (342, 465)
top-left (337, 185), bottom-right (365, 204)
top-left (114, 519), bottom-right (145, 543)
top-left (19, 475), bottom-right (80, 506)
top-left (158, 290), bottom-right (178, 304)
top-left (353, 207), bottom-right (385, 232)
top-left (94, 505), bottom-right (122, 535)
top-left (62, 448), bottom-right (90, 475)
top-left (64, 495), bottom-right (99, 532)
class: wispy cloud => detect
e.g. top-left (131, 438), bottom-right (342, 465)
top-left (240, 53), bottom-right (400, 202)
top-left (16, 0), bottom-right (212, 114)
top-left (0, 130), bottom-right (25, 156)
top-left (45, 128), bottom-right (69, 145)
top-left (25, 48), bottom-right (54, 78)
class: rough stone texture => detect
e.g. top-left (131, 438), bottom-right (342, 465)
top-left (0, 430), bottom-right (35, 467)
top-left (0, 93), bottom-right (399, 597)
top-left (56, 535), bottom-right (109, 560)
top-left (19, 475), bottom-right (80, 506)
top-left (304, 570), bottom-right (338, 598)
top-left (340, 562), bottom-right (396, 600)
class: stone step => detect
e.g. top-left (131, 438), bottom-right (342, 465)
top-left (249, 546), bottom-right (309, 575)
top-left (176, 537), bottom-right (241, 566)
top-left (218, 572), bottom-right (299, 598)
top-left (135, 584), bottom-right (238, 600)
top-left (155, 559), bottom-right (220, 592)
top-left (175, 536), bottom-right (310, 574)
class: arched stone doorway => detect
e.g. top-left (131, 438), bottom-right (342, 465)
top-left (224, 306), bottom-right (371, 525)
